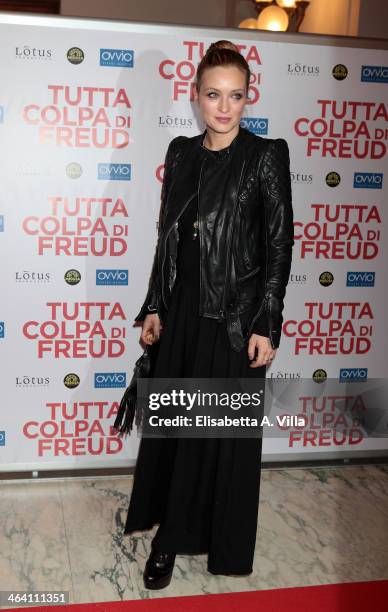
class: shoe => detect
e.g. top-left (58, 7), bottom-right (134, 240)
top-left (143, 550), bottom-right (176, 589)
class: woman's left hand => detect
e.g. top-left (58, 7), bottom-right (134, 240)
top-left (248, 334), bottom-right (277, 367)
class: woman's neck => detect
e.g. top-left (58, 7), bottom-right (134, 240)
top-left (203, 126), bottom-right (240, 151)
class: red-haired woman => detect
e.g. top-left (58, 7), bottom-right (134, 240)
top-left (123, 40), bottom-right (294, 589)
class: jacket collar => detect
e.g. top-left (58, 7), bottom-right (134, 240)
top-left (198, 125), bottom-right (241, 160)
top-left (162, 125), bottom-right (250, 235)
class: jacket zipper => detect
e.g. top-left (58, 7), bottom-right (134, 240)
top-left (157, 141), bottom-right (188, 311)
top-left (160, 190), bottom-right (199, 309)
top-left (237, 264), bottom-right (261, 282)
top-left (249, 148), bottom-right (273, 346)
top-left (247, 294), bottom-right (268, 337)
top-left (198, 159), bottom-right (205, 316)
top-left (220, 160), bottom-right (246, 318)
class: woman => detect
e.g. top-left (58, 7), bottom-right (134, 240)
top-left (124, 40), bottom-right (294, 589)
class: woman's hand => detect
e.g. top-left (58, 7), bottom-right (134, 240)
top-left (248, 333), bottom-right (276, 367)
top-left (141, 313), bottom-right (163, 345)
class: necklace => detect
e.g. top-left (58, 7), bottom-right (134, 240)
top-left (191, 131), bottom-right (238, 239)
top-left (176, 195), bottom-right (199, 239)
top-left (193, 215), bottom-right (199, 240)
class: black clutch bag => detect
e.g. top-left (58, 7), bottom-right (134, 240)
top-left (112, 342), bottom-right (158, 438)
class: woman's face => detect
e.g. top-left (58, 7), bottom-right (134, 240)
top-left (194, 65), bottom-right (247, 136)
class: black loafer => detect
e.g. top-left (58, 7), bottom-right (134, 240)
top-left (143, 550), bottom-right (176, 589)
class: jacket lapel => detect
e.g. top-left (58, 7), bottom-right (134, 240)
top-left (162, 135), bottom-right (201, 236)
top-left (163, 127), bottom-right (249, 237)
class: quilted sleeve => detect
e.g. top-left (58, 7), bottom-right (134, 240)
top-left (251, 138), bottom-right (294, 348)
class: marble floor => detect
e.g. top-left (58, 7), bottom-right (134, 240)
top-left (0, 464), bottom-right (388, 605)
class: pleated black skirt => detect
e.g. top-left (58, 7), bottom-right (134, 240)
top-left (124, 192), bottom-right (266, 575)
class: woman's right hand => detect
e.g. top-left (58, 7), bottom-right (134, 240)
top-left (141, 313), bottom-right (163, 345)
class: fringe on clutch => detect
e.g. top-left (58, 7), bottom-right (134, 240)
top-left (112, 344), bottom-right (155, 438)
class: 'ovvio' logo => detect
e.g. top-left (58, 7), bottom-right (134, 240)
top-left (353, 172), bottom-right (383, 189)
top-left (94, 372), bottom-right (127, 388)
top-left (361, 65), bottom-right (388, 83)
top-left (98, 163), bottom-right (131, 181)
top-left (96, 269), bottom-right (128, 286)
top-left (339, 368), bottom-right (368, 382)
top-left (240, 117), bottom-right (268, 135)
top-left (346, 271), bottom-right (375, 287)
top-left (100, 48), bottom-right (134, 68)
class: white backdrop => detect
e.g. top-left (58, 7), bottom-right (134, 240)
top-left (0, 13), bottom-right (387, 472)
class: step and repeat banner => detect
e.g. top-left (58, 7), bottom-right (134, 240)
top-left (0, 14), bottom-right (387, 472)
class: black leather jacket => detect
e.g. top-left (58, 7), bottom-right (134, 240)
top-left (134, 125), bottom-right (294, 352)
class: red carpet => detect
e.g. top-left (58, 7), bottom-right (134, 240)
top-left (2, 580), bottom-right (388, 611)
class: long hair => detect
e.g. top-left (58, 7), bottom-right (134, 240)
top-left (195, 40), bottom-right (251, 95)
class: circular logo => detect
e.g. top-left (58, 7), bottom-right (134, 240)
top-left (332, 64), bottom-right (348, 80)
top-left (319, 271), bottom-right (334, 287)
top-left (66, 162), bottom-right (82, 179)
top-left (64, 373), bottom-right (80, 389)
top-left (67, 47), bottom-right (84, 65)
top-left (312, 369), bottom-right (327, 383)
top-left (65, 269), bottom-right (81, 285)
top-left (326, 171), bottom-right (340, 187)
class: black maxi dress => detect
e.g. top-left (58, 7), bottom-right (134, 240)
top-left (124, 141), bottom-right (266, 576)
